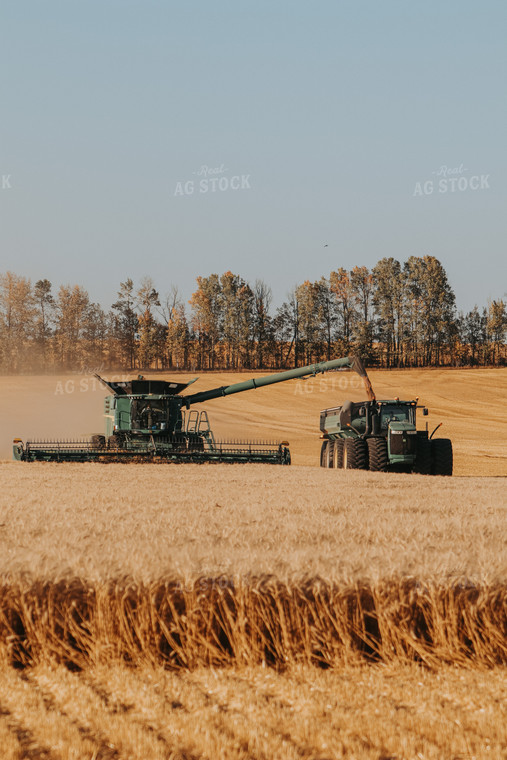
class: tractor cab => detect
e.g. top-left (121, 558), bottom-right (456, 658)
top-left (378, 402), bottom-right (413, 428)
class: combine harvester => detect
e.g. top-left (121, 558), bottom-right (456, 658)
top-left (13, 356), bottom-right (369, 464)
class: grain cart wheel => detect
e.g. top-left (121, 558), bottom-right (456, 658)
top-left (367, 437), bottom-right (388, 471)
top-left (320, 441), bottom-right (329, 467)
top-left (90, 434), bottom-right (105, 448)
top-left (332, 438), bottom-right (344, 468)
top-left (414, 435), bottom-right (432, 474)
top-left (325, 440), bottom-right (335, 468)
top-left (343, 437), bottom-right (368, 470)
top-left (431, 438), bottom-right (453, 476)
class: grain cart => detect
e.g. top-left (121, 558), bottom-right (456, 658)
top-left (13, 356), bottom-right (368, 463)
top-left (319, 398), bottom-right (453, 475)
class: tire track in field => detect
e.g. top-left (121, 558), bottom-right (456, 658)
top-left (192, 669), bottom-right (437, 760)
top-left (124, 668), bottom-right (320, 760)
top-left (223, 668), bottom-right (496, 760)
top-left (0, 702), bottom-right (54, 760)
top-left (31, 666), bottom-right (197, 760)
top-left (186, 669), bottom-right (346, 759)
top-left (0, 705), bottom-right (55, 760)
top-left (92, 670), bottom-right (300, 760)
top-left (24, 670), bottom-right (121, 760)
top-left (79, 672), bottom-right (201, 760)
top-left (0, 667), bottom-right (92, 760)
top-left (91, 666), bottom-right (275, 760)
top-left (180, 672), bottom-right (305, 760)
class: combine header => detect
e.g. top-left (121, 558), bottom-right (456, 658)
top-left (13, 356), bottom-right (367, 464)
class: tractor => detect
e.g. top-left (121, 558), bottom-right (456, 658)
top-left (319, 398), bottom-right (453, 475)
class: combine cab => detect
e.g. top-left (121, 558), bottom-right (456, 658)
top-left (13, 356), bottom-right (368, 464)
top-left (319, 399), bottom-right (453, 475)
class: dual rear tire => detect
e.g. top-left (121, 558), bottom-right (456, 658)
top-left (321, 438), bottom-right (367, 469)
top-left (320, 436), bottom-right (453, 475)
top-left (366, 437), bottom-right (388, 472)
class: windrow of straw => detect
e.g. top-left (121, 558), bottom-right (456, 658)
top-left (0, 576), bottom-right (506, 670)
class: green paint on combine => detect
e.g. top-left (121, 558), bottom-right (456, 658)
top-left (13, 356), bottom-right (363, 464)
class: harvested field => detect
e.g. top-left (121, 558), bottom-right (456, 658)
top-left (1, 663), bottom-right (507, 759)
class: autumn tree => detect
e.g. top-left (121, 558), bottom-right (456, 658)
top-left (112, 279), bottom-right (139, 369)
top-left (315, 277), bottom-right (336, 361)
top-left (33, 279), bottom-right (55, 370)
top-left (137, 277), bottom-right (161, 368)
top-left (0, 272), bottom-right (35, 372)
top-left (372, 258), bottom-right (406, 367)
top-left (295, 281), bottom-right (322, 364)
top-left (252, 279), bottom-right (274, 368)
top-left (55, 284), bottom-right (90, 369)
top-left (350, 266), bottom-right (374, 361)
top-left (487, 299), bottom-right (507, 365)
top-left (189, 274), bottom-right (222, 369)
top-left (330, 268), bottom-right (356, 352)
top-left (219, 272), bottom-right (254, 369)
top-left (160, 286), bottom-right (190, 369)
top-left (165, 304), bottom-right (190, 369)
top-left (82, 303), bottom-right (110, 369)
top-left (274, 289), bottom-right (300, 367)
top-left (404, 256), bottom-right (456, 365)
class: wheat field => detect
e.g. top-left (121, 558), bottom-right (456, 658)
top-left (0, 368), bottom-right (506, 758)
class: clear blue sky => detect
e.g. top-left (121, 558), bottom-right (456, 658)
top-left (1, 0), bottom-right (505, 312)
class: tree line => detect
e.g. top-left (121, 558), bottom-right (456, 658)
top-left (0, 257), bottom-right (505, 373)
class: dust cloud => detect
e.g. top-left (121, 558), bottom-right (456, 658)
top-left (0, 375), bottom-right (106, 459)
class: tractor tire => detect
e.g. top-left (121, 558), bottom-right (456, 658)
top-left (414, 435), bottom-right (432, 474)
top-left (367, 437), bottom-right (388, 472)
top-left (332, 439), bottom-right (344, 468)
top-left (90, 434), bottom-right (105, 449)
top-left (320, 441), bottom-right (329, 467)
top-left (431, 438), bottom-right (453, 476)
top-left (107, 434), bottom-right (122, 449)
top-left (343, 437), bottom-right (368, 470)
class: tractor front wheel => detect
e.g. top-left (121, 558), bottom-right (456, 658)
top-left (367, 437), bottom-right (388, 471)
top-left (414, 436), bottom-right (432, 474)
top-left (343, 438), bottom-right (368, 470)
top-left (107, 434), bottom-right (122, 449)
top-left (90, 434), bottom-right (105, 449)
top-left (320, 441), bottom-right (329, 467)
top-left (431, 438), bottom-right (453, 476)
